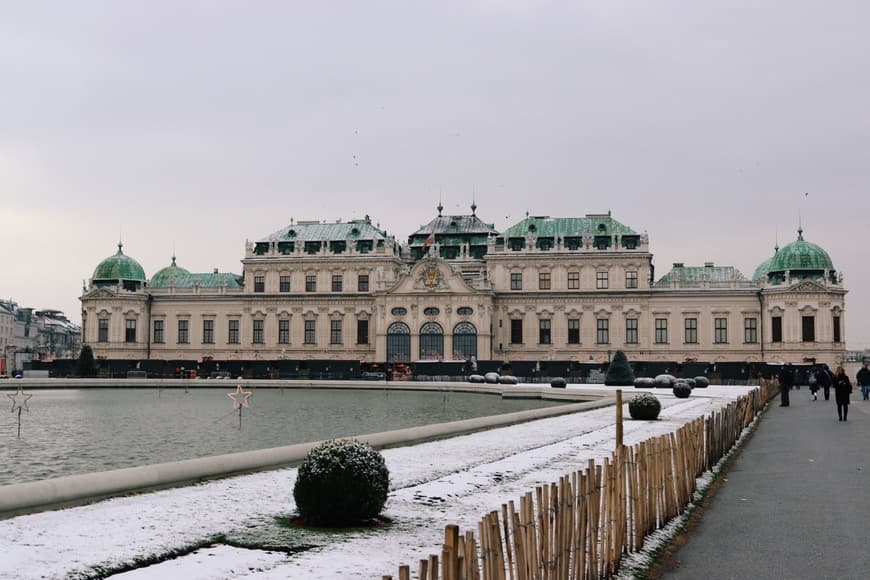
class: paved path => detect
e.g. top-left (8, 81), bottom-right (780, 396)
top-left (662, 387), bottom-right (870, 580)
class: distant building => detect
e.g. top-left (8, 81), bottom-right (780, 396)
top-left (0, 301), bottom-right (81, 373)
top-left (80, 206), bottom-right (847, 368)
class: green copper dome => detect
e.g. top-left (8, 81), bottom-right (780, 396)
top-left (93, 243), bottom-right (147, 282)
top-left (761, 228), bottom-right (836, 284)
top-left (769, 229), bottom-right (834, 272)
top-left (752, 246), bottom-right (778, 281)
top-left (150, 256), bottom-right (191, 288)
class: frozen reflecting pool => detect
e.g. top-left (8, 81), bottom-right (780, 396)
top-left (0, 386), bottom-right (564, 485)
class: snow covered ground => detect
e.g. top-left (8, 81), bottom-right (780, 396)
top-left (0, 385), bottom-right (755, 579)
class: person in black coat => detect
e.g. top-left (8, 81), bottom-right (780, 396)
top-left (818, 364), bottom-right (833, 401)
top-left (778, 363), bottom-right (794, 406)
top-left (833, 366), bottom-right (852, 421)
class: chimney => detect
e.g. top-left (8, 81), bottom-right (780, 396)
top-left (213, 268), bottom-right (219, 274)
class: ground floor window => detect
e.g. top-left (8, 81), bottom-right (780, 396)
top-left (420, 322), bottom-right (444, 360)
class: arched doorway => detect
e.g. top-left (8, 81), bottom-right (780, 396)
top-left (386, 322), bottom-right (411, 363)
top-left (452, 322), bottom-right (478, 360)
top-left (419, 322), bottom-right (444, 360)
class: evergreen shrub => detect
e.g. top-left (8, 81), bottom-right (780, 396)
top-left (694, 376), bottom-right (710, 388)
top-left (293, 439), bottom-right (389, 527)
top-left (673, 382), bottom-right (692, 398)
top-left (633, 377), bottom-right (655, 388)
top-left (550, 377), bottom-right (567, 388)
top-left (604, 350), bottom-right (635, 386)
top-left (654, 374), bottom-right (676, 388)
top-left (628, 393), bottom-right (661, 420)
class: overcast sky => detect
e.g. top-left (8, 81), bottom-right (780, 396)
top-left (1, 1), bottom-right (868, 348)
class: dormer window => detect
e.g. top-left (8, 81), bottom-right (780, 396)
top-left (528, 224), bottom-right (537, 232)
top-left (287, 229), bottom-right (297, 238)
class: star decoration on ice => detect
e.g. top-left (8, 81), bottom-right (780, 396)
top-left (227, 385), bottom-right (252, 409)
top-left (7, 385), bottom-right (33, 413)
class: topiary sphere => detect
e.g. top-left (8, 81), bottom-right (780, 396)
top-left (468, 374), bottom-right (486, 384)
top-left (684, 378), bottom-right (696, 389)
top-left (673, 383), bottom-right (692, 398)
top-left (550, 377), bottom-right (567, 388)
top-left (654, 374), bottom-right (676, 388)
top-left (633, 377), bottom-right (655, 388)
top-left (498, 375), bottom-right (519, 385)
top-left (484, 372), bottom-right (500, 384)
top-left (693, 376), bottom-right (710, 388)
top-left (294, 439), bottom-right (390, 526)
top-left (628, 393), bottom-right (662, 420)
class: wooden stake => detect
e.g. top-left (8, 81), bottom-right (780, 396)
top-left (615, 389), bottom-right (624, 449)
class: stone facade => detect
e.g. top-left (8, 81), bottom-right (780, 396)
top-left (80, 210), bottom-right (847, 368)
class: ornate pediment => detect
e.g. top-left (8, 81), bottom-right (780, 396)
top-left (388, 258), bottom-right (480, 295)
top-left (83, 287), bottom-right (117, 299)
top-left (791, 280), bottom-right (829, 294)
top-left (415, 262), bottom-right (447, 290)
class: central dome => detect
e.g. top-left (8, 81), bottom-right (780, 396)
top-left (93, 243), bottom-right (146, 282)
top-left (769, 229), bottom-right (834, 272)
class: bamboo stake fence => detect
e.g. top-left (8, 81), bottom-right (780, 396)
top-left (383, 387), bottom-right (772, 580)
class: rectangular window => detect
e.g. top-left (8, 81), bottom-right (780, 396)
top-left (567, 271), bottom-right (580, 289)
top-left (177, 320), bottom-right (189, 344)
top-left (684, 318), bottom-right (698, 344)
top-left (202, 320), bottom-right (214, 344)
top-left (596, 319), bottom-right (609, 344)
top-left (802, 316), bottom-right (815, 342)
top-left (125, 319), bottom-right (136, 343)
top-left (655, 318), bottom-right (668, 344)
top-left (357, 319), bottom-right (369, 344)
top-left (331, 274), bottom-right (343, 292)
top-left (304, 320), bottom-right (316, 344)
top-left (744, 317), bottom-right (758, 344)
top-left (626, 318), bottom-right (638, 344)
top-left (833, 316), bottom-right (841, 343)
top-left (567, 319), bottom-right (580, 344)
top-left (305, 275), bottom-right (316, 292)
top-left (278, 319), bottom-right (290, 344)
top-left (538, 272), bottom-right (551, 290)
top-left (539, 319), bottom-right (551, 344)
top-left (358, 274), bottom-right (369, 292)
top-left (714, 317), bottom-right (728, 344)
top-left (625, 271), bottom-right (638, 289)
top-left (510, 272), bottom-right (522, 290)
top-left (279, 275), bottom-right (291, 292)
top-left (330, 319), bottom-right (342, 344)
top-left (253, 319), bottom-right (264, 344)
top-left (771, 316), bottom-right (782, 343)
top-left (510, 319), bottom-right (523, 344)
top-left (228, 319), bottom-right (240, 344)
top-left (153, 320), bottom-right (164, 344)
top-left (98, 318), bottom-right (109, 343)
top-left (254, 275), bottom-right (265, 293)
top-left (596, 271), bottom-right (609, 289)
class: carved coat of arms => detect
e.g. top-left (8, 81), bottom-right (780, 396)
top-left (416, 263), bottom-right (444, 290)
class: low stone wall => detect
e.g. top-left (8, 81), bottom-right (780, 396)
top-left (0, 391), bottom-right (611, 518)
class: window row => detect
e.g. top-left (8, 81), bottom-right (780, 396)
top-left (253, 273), bottom-right (370, 293)
top-left (101, 318), bottom-right (370, 346)
top-left (770, 314), bottom-right (841, 343)
top-left (510, 270), bottom-right (639, 291)
top-left (507, 317), bottom-right (760, 345)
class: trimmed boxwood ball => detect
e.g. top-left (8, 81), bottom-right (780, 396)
top-left (484, 372), bottom-right (500, 384)
top-left (628, 393), bottom-right (661, 420)
top-left (605, 350), bottom-right (635, 386)
top-left (498, 375), bottom-right (519, 385)
top-left (293, 438), bottom-right (389, 527)
top-left (673, 382), bottom-right (692, 398)
top-left (654, 374), bottom-right (676, 388)
top-left (634, 377), bottom-right (655, 388)
top-left (550, 377), bottom-right (567, 388)
top-left (468, 374), bottom-right (485, 384)
top-left (694, 376), bottom-right (710, 388)
top-left (684, 378), bottom-right (696, 389)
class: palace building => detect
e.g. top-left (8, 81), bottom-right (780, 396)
top-left (80, 204), bottom-right (847, 375)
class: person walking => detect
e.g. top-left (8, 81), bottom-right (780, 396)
top-left (833, 366), bottom-right (853, 421)
top-left (808, 368), bottom-right (820, 401)
top-left (818, 364), bottom-right (833, 401)
top-left (778, 363), bottom-right (794, 406)
top-left (857, 362), bottom-right (870, 401)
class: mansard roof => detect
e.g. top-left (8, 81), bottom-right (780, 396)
top-left (655, 263), bottom-right (749, 287)
top-left (150, 270), bottom-right (243, 289)
top-left (259, 218), bottom-right (391, 243)
top-left (501, 213), bottom-right (638, 238)
top-left (409, 214), bottom-right (498, 240)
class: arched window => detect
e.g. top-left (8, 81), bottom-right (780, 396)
top-left (386, 322), bottom-right (411, 363)
top-left (419, 322), bottom-right (444, 360)
top-left (452, 322), bottom-right (477, 360)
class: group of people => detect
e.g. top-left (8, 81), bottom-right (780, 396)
top-left (779, 362), bottom-right (870, 422)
